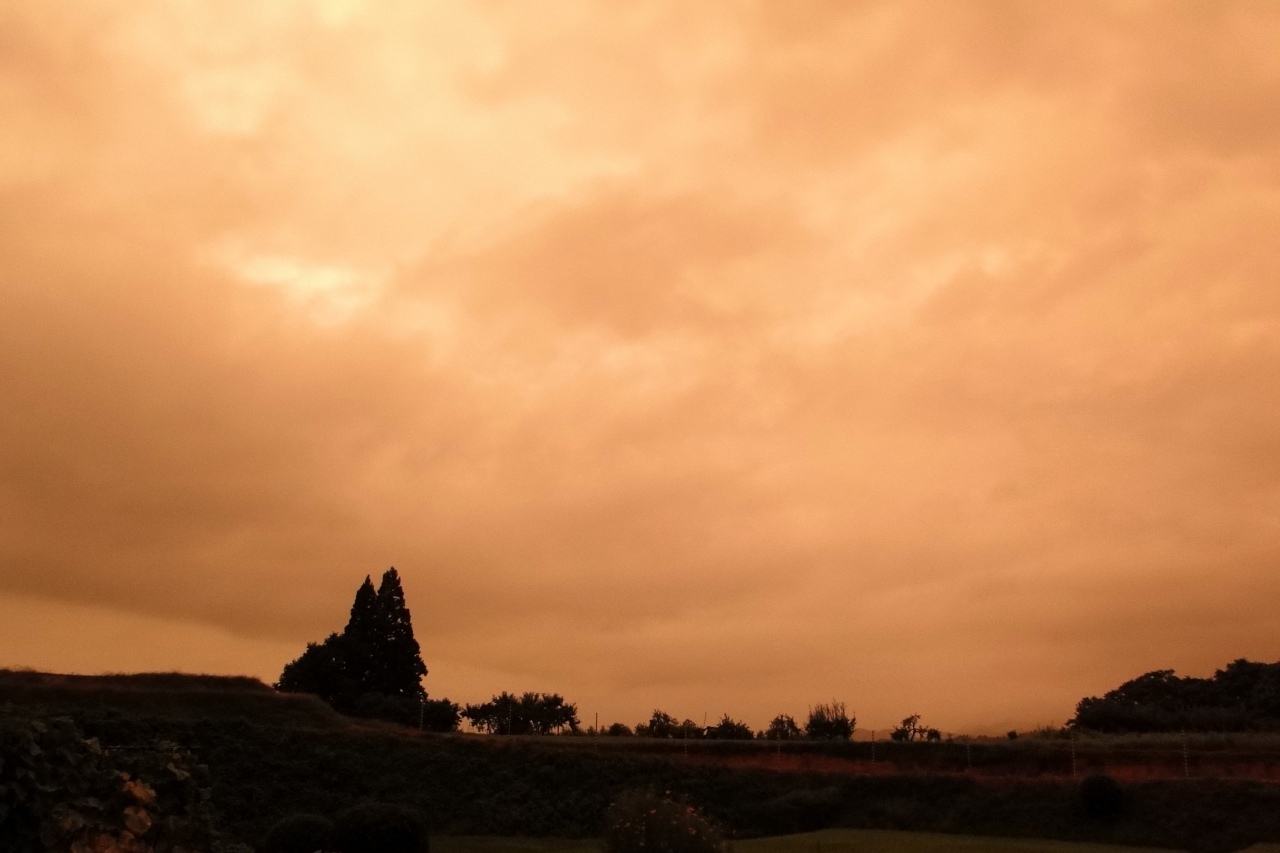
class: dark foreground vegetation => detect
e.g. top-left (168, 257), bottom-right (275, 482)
top-left (4, 671), bottom-right (1280, 853)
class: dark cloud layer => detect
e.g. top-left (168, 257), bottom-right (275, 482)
top-left (2, 1), bottom-right (1279, 731)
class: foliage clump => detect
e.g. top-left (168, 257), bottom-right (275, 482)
top-left (277, 568), bottom-right (460, 731)
top-left (462, 691), bottom-right (579, 735)
top-left (331, 802), bottom-right (428, 853)
top-left (260, 813), bottom-right (333, 853)
top-left (0, 710), bottom-right (215, 852)
top-left (890, 714), bottom-right (941, 742)
top-left (1072, 659), bottom-right (1280, 732)
top-left (634, 711), bottom-right (703, 739)
top-left (760, 714), bottom-right (802, 741)
top-left (704, 715), bottom-right (753, 740)
top-left (804, 701), bottom-right (855, 740)
top-left (602, 790), bottom-right (724, 853)
top-left (1078, 774), bottom-right (1126, 820)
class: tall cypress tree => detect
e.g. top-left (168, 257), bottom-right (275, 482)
top-left (343, 575), bottom-right (381, 694)
top-left (278, 569), bottom-right (429, 706)
top-left (373, 567), bottom-right (428, 698)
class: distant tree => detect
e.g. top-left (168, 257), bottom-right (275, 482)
top-left (704, 714), bottom-right (753, 740)
top-left (635, 710), bottom-right (681, 738)
top-left (677, 718), bottom-right (704, 740)
top-left (463, 692), bottom-right (579, 735)
top-left (761, 714), bottom-right (802, 741)
top-left (890, 714), bottom-right (934, 742)
top-left (804, 701), bottom-right (854, 740)
top-left (1006, 730), bottom-right (1018, 741)
top-left (276, 569), bottom-right (448, 729)
top-left (604, 722), bottom-right (634, 737)
top-left (1071, 659), bottom-right (1280, 732)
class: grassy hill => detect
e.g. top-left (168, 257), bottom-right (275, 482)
top-left (4, 670), bottom-right (1280, 852)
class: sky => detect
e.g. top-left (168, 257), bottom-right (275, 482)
top-left (2, 0), bottom-right (1279, 735)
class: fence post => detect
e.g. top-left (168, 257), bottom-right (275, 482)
top-left (1182, 730), bottom-right (1189, 778)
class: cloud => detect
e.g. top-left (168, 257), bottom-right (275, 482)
top-left (1, 0), bottom-right (1279, 732)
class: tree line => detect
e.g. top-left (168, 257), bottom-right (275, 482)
top-left (1070, 659), bottom-right (1280, 732)
top-left (273, 573), bottom-right (965, 741)
top-left (277, 573), bottom-right (886, 738)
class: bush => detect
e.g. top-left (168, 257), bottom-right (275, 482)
top-left (349, 692), bottom-right (460, 732)
top-left (260, 813), bottom-right (333, 853)
top-left (0, 710), bottom-right (216, 852)
top-left (805, 701), bottom-right (855, 740)
top-left (1078, 774), bottom-right (1126, 820)
top-left (332, 802), bottom-right (428, 853)
top-left (602, 789), bottom-right (724, 853)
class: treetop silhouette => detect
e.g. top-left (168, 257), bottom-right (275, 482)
top-left (278, 568), bottom-right (443, 726)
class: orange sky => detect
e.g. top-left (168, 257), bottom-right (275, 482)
top-left (2, 1), bottom-right (1279, 734)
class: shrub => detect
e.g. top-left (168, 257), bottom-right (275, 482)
top-left (332, 802), bottom-right (428, 853)
top-left (805, 701), bottom-right (855, 740)
top-left (761, 714), bottom-right (802, 741)
top-left (602, 789), bottom-right (724, 853)
top-left (1078, 774), bottom-right (1126, 820)
top-left (260, 813), bottom-right (333, 853)
top-left (704, 714), bottom-right (753, 740)
top-left (0, 710), bottom-right (216, 852)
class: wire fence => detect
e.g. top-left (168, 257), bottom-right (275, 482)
top-left (487, 731), bottom-right (1280, 781)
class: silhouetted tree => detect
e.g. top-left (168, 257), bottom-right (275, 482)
top-left (463, 692), bottom-right (579, 735)
top-left (635, 710), bottom-right (681, 738)
top-left (372, 568), bottom-right (428, 698)
top-left (704, 714), bottom-right (753, 740)
top-left (604, 722), bottom-right (634, 736)
top-left (677, 718), bottom-right (704, 740)
top-left (276, 632), bottom-right (357, 707)
top-left (804, 701), bottom-right (854, 740)
top-left (276, 569), bottom-right (446, 728)
top-left (1071, 659), bottom-right (1280, 732)
top-left (760, 714), bottom-right (802, 741)
top-left (891, 714), bottom-right (938, 742)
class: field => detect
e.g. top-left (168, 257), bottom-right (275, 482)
top-left (4, 671), bottom-right (1280, 852)
top-left (438, 830), bottom-right (1182, 853)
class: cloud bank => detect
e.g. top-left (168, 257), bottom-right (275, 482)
top-left (2, 0), bottom-right (1279, 731)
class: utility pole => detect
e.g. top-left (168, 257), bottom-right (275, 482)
top-left (1182, 730), bottom-right (1189, 778)
top-left (418, 696), bottom-right (424, 731)
top-left (870, 730), bottom-right (876, 762)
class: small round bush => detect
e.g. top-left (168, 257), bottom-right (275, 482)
top-left (1078, 774), bottom-right (1126, 820)
top-left (260, 813), bottom-right (333, 853)
top-left (603, 789), bottom-right (724, 853)
top-left (332, 802), bottom-right (428, 853)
